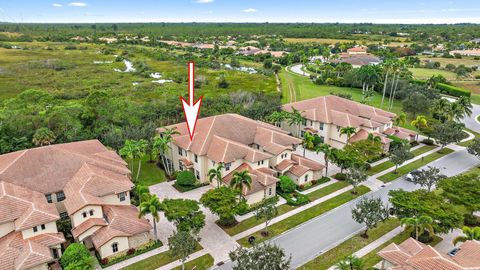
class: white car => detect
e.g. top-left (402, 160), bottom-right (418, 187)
top-left (405, 170), bottom-right (419, 181)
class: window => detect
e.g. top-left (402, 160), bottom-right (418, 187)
top-left (212, 161), bottom-right (216, 166)
top-left (194, 154), bottom-right (198, 163)
top-left (225, 163), bottom-right (231, 171)
top-left (319, 122), bottom-right (324, 131)
top-left (112, 242), bottom-right (119, 253)
top-left (320, 136), bottom-right (325, 143)
top-left (301, 131), bottom-right (305, 137)
top-left (118, 192), bottom-right (126, 202)
top-left (52, 249), bottom-right (59, 259)
top-left (305, 174), bottom-right (309, 182)
top-left (45, 194), bottom-right (52, 203)
top-left (41, 224), bottom-right (46, 230)
top-left (56, 191), bottom-right (65, 202)
top-left (336, 126), bottom-right (341, 132)
top-left (179, 160), bottom-right (183, 171)
top-left (33, 226), bottom-right (38, 233)
top-left (82, 212), bottom-right (87, 218)
top-left (89, 209), bottom-right (95, 216)
top-left (302, 119), bottom-right (307, 125)
top-left (178, 146), bottom-right (183, 156)
top-left (195, 170), bottom-right (200, 180)
top-left (268, 187), bottom-right (272, 196)
top-left (60, 212), bottom-right (68, 219)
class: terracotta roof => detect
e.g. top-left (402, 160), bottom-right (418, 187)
top-left (222, 163), bottom-right (278, 196)
top-left (282, 96), bottom-right (395, 129)
top-left (349, 129), bottom-right (393, 145)
top-left (0, 231), bottom-right (65, 270)
top-left (275, 159), bottom-right (295, 171)
top-left (72, 218), bottom-right (108, 239)
top-left (291, 154), bottom-right (325, 171)
top-left (0, 140), bottom-right (129, 194)
top-left (332, 53), bottom-right (381, 66)
top-left (304, 127), bottom-right (318, 134)
top-left (384, 126), bottom-right (417, 140)
top-left (378, 238), bottom-right (480, 270)
top-left (179, 158), bottom-right (193, 167)
top-left (159, 114), bottom-right (300, 160)
top-left (347, 47), bottom-right (367, 53)
top-left (0, 181), bottom-right (59, 231)
top-left (91, 205), bottom-right (152, 249)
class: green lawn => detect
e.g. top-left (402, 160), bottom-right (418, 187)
top-left (132, 156), bottom-right (167, 186)
top-left (362, 232), bottom-right (443, 268)
top-left (222, 181), bottom-right (349, 236)
top-left (457, 128), bottom-right (480, 147)
top-left (237, 186), bottom-right (371, 246)
top-left (172, 254), bottom-right (214, 270)
top-left (367, 145), bottom-right (437, 175)
top-left (299, 218), bottom-right (401, 270)
top-left (121, 244), bottom-right (202, 270)
top-left (409, 68), bottom-right (458, 80)
top-left (377, 148), bottom-right (454, 183)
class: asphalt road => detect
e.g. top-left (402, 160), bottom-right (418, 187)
top-left (216, 149), bottom-right (478, 269)
top-left (462, 103), bottom-right (480, 133)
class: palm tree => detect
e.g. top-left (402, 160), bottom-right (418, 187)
top-left (316, 143), bottom-right (333, 176)
top-left (367, 133), bottom-right (382, 144)
top-left (411, 115), bottom-right (428, 141)
top-left (381, 60), bottom-right (393, 108)
top-left (32, 127), bottom-right (56, 146)
top-left (138, 194), bottom-right (162, 240)
top-left (302, 132), bottom-right (315, 157)
top-left (287, 108), bottom-right (305, 137)
top-left (135, 184), bottom-right (150, 204)
top-left (230, 170), bottom-right (252, 201)
top-left (394, 112), bottom-right (407, 126)
top-left (340, 126), bottom-right (357, 144)
top-left (208, 163), bottom-right (224, 188)
top-left (430, 98), bottom-right (451, 122)
top-left (335, 255), bottom-right (364, 270)
top-left (152, 128), bottom-right (179, 176)
top-left (448, 102), bottom-right (465, 122)
top-left (119, 140), bottom-right (137, 173)
top-left (457, 96), bottom-right (473, 118)
top-left (453, 226), bottom-right (480, 246)
top-left (267, 111), bottom-right (288, 127)
top-left (134, 139), bottom-right (148, 181)
top-left (401, 215), bottom-right (435, 241)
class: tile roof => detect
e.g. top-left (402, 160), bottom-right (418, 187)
top-left (91, 205), bottom-right (152, 249)
top-left (159, 114), bottom-right (301, 160)
top-left (71, 218), bottom-right (108, 239)
top-left (0, 231), bottom-right (65, 270)
top-left (222, 163), bottom-right (278, 196)
top-left (378, 238), bottom-right (480, 270)
top-left (384, 126), bottom-right (417, 140)
top-left (282, 95), bottom-right (396, 129)
top-left (348, 129), bottom-right (393, 144)
top-left (332, 53), bottom-right (381, 66)
top-left (0, 181), bottom-right (59, 231)
top-left (0, 140), bottom-right (129, 194)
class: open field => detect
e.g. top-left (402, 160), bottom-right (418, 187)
top-left (417, 55), bottom-right (480, 68)
top-left (409, 68), bottom-right (458, 80)
top-left (284, 37), bottom-right (410, 47)
top-left (452, 81), bottom-right (480, 95)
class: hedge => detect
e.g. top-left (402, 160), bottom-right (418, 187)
top-left (176, 170), bottom-right (196, 186)
top-left (411, 79), bottom-right (471, 97)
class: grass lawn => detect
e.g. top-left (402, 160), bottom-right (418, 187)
top-left (172, 254), bottom-right (214, 270)
top-left (279, 69), bottom-right (416, 130)
top-left (452, 81), bottom-right (480, 95)
top-left (377, 148), bottom-right (454, 183)
top-left (222, 181), bottom-right (349, 236)
top-left (132, 156), bottom-right (167, 186)
top-left (362, 233), bottom-right (443, 268)
top-left (457, 128), bottom-right (480, 147)
top-left (121, 243), bottom-right (202, 270)
top-left (367, 145), bottom-right (437, 175)
top-left (417, 55), bottom-right (480, 68)
top-left (298, 218), bottom-right (401, 270)
top-left (237, 186), bottom-right (371, 246)
top-left (408, 68), bottom-right (457, 80)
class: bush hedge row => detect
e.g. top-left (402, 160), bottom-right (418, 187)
top-left (411, 79), bottom-right (471, 97)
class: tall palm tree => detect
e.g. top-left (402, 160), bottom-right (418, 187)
top-left (316, 143), bottom-right (333, 176)
top-left (457, 96), bottom-right (473, 118)
top-left (381, 59), bottom-right (394, 108)
top-left (401, 215), bottom-right (435, 241)
top-left (394, 112), bottom-right (407, 126)
top-left (453, 226), bottom-right (480, 246)
top-left (447, 102), bottom-right (465, 122)
top-left (152, 128), bottom-right (179, 176)
top-left (340, 126), bottom-right (357, 144)
top-left (430, 99), bottom-right (451, 122)
top-left (411, 115), bottom-right (428, 141)
top-left (335, 255), bottom-right (364, 270)
top-left (138, 194), bottom-right (162, 240)
top-left (134, 139), bottom-right (148, 181)
top-left (32, 127), bottom-right (56, 146)
top-left (119, 140), bottom-right (137, 173)
top-left (287, 108), bottom-right (305, 137)
top-left (302, 132), bottom-right (315, 157)
top-left (208, 163), bottom-right (224, 188)
top-left (135, 184), bottom-right (150, 204)
top-left (230, 170), bottom-right (252, 201)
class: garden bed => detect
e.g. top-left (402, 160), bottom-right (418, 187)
top-left (98, 240), bottom-right (162, 268)
top-left (296, 177), bottom-right (330, 191)
top-left (277, 191), bottom-right (310, 206)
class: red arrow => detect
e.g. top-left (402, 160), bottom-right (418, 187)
top-left (180, 62), bottom-right (203, 141)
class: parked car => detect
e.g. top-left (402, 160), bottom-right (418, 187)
top-left (405, 170), bottom-right (419, 181)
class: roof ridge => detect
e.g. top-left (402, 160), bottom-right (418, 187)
top-left (199, 115), bottom-right (217, 154)
top-left (0, 150), bottom-right (27, 175)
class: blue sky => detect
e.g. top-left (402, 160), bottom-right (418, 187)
top-left (1, 0), bottom-right (480, 24)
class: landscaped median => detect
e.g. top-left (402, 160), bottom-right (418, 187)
top-left (457, 128), bottom-right (480, 147)
top-left (237, 186), bottom-right (370, 246)
top-left (222, 181), bottom-right (350, 236)
top-left (367, 145), bottom-right (437, 176)
top-left (377, 147), bottom-right (454, 183)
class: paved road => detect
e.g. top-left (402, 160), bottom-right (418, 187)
top-left (216, 148), bottom-right (478, 269)
top-left (462, 103), bottom-right (480, 133)
top-left (289, 64), bottom-right (309, 77)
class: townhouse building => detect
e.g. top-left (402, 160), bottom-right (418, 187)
top-left (158, 114), bottom-right (324, 205)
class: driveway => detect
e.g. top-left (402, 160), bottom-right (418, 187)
top-left (289, 64), bottom-right (309, 77)
top-left (216, 148), bottom-right (478, 269)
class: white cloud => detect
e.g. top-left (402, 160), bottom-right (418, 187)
top-left (52, 3), bottom-right (63, 7)
top-left (242, 8), bottom-right (257, 13)
top-left (68, 2), bottom-right (88, 7)
top-left (194, 0), bottom-right (214, 3)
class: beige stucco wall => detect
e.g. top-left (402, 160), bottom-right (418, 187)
top-left (21, 221), bottom-right (58, 239)
top-left (71, 205), bottom-right (103, 228)
top-left (101, 192), bottom-right (130, 205)
top-left (99, 236), bottom-right (129, 259)
top-left (245, 184), bottom-right (276, 205)
top-left (270, 150), bottom-right (291, 167)
top-left (287, 170), bottom-right (314, 186)
top-left (128, 232), bottom-right (152, 249)
top-left (0, 221), bottom-right (15, 238)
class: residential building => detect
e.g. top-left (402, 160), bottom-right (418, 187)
top-left (347, 46), bottom-right (368, 55)
top-left (450, 49), bottom-right (480, 57)
top-left (281, 95), bottom-right (416, 150)
top-left (377, 237), bottom-right (480, 270)
top-left (0, 140), bottom-right (153, 264)
top-left (331, 53), bottom-right (382, 67)
top-left (158, 114), bottom-right (324, 205)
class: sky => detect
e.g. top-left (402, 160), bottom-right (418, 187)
top-left (1, 0), bottom-right (480, 24)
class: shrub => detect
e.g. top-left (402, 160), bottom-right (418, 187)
top-left (61, 243), bottom-right (94, 269)
top-left (299, 184), bottom-right (305, 190)
top-left (422, 138), bottom-right (435, 145)
top-left (475, 75), bottom-right (480, 80)
top-left (127, 248), bottom-right (136, 256)
top-left (283, 192), bottom-right (309, 206)
top-left (279, 175), bottom-right (296, 193)
top-left (333, 173), bottom-right (346, 180)
top-left (319, 176), bottom-right (330, 183)
top-left (311, 180), bottom-right (317, 185)
top-left (436, 83), bottom-right (471, 97)
top-left (464, 214), bottom-right (480, 226)
top-left (101, 258), bottom-right (109, 265)
top-left (176, 171), bottom-right (196, 186)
